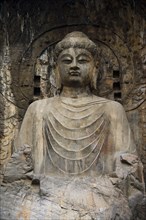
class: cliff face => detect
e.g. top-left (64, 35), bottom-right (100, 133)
top-left (0, 0), bottom-right (146, 183)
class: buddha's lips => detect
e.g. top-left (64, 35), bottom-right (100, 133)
top-left (69, 71), bottom-right (80, 76)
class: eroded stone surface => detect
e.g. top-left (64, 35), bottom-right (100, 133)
top-left (0, 1), bottom-right (146, 219)
top-left (1, 32), bottom-right (145, 220)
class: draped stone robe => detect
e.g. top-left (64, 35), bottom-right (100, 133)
top-left (16, 95), bottom-right (136, 176)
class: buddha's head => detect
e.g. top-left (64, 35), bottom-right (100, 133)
top-left (53, 31), bottom-right (99, 92)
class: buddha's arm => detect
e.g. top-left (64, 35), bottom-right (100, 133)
top-left (108, 101), bottom-right (144, 193)
top-left (16, 102), bottom-right (35, 150)
top-left (16, 100), bottom-right (47, 174)
top-left (4, 99), bottom-right (50, 181)
top-left (3, 103), bottom-right (36, 182)
top-left (109, 101), bottom-right (136, 154)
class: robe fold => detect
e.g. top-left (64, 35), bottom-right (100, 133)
top-left (16, 95), bottom-right (136, 176)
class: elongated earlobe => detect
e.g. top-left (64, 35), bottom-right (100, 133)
top-left (54, 66), bottom-right (62, 91)
top-left (90, 67), bottom-right (98, 90)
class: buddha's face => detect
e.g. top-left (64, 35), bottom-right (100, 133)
top-left (56, 48), bottom-right (95, 87)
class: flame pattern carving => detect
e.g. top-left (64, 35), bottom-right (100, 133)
top-left (43, 97), bottom-right (110, 174)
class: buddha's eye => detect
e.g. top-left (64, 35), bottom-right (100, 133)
top-left (78, 56), bottom-right (90, 63)
top-left (78, 59), bottom-right (87, 63)
top-left (61, 57), bottom-right (72, 64)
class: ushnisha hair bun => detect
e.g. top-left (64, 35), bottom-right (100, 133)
top-left (54, 31), bottom-right (97, 61)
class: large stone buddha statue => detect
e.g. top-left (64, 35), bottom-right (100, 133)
top-left (17, 32), bottom-right (136, 177)
top-left (1, 32), bottom-right (145, 220)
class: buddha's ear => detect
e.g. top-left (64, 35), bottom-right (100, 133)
top-left (90, 59), bottom-right (99, 90)
top-left (54, 66), bottom-right (62, 91)
top-left (90, 66), bottom-right (98, 90)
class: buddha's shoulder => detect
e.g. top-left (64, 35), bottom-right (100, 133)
top-left (27, 97), bottom-right (57, 112)
top-left (93, 95), bottom-right (124, 111)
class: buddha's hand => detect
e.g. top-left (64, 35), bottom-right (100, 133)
top-left (110, 153), bottom-right (144, 194)
top-left (115, 153), bottom-right (144, 183)
top-left (3, 144), bottom-right (33, 183)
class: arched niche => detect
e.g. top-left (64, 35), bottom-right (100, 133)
top-left (16, 24), bottom-right (134, 111)
top-left (12, 25), bottom-right (145, 180)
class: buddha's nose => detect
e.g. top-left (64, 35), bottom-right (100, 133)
top-left (70, 58), bottom-right (78, 68)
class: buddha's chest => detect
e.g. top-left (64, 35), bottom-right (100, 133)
top-left (43, 98), bottom-right (110, 174)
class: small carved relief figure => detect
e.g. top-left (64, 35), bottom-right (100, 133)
top-left (2, 32), bottom-right (145, 220)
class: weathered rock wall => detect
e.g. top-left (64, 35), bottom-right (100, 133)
top-left (0, 0), bottom-right (146, 183)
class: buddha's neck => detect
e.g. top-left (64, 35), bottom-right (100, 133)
top-left (60, 86), bottom-right (92, 98)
